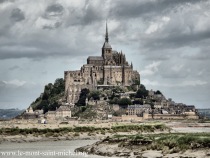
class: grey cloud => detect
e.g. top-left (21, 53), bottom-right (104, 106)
top-left (109, 0), bottom-right (207, 19)
top-left (0, 0), bottom-right (6, 3)
top-left (42, 21), bottom-right (62, 30)
top-left (160, 67), bottom-right (190, 79)
top-left (0, 0), bottom-right (14, 3)
top-left (183, 47), bottom-right (210, 60)
top-left (65, 1), bottom-right (105, 26)
top-left (140, 49), bottom-right (171, 61)
top-left (143, 30), bottom-right (210, 50)
top-left (45, 3), bottom-right (64, 18)
top-left (81, 1), bottom-right (103, 25)
top-left (8, 65), bottom-right (20, 71)
top-left (40, 3), bottom-right (64, 30)
top-left (10, 8), bottom-right (25, 22)
top-left (0, 0), bottom-right (209, 109)
top-left (0, 81), bottom-right (6, 88)
top-left (0, 48), bottom-right (72, 60)
top-left (0, 80), bottom-right (42, 109)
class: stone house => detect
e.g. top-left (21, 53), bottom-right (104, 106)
top-left (127, 104), bottom-right (151, 116)
top-left (44, 106), bottom-right (71, 120)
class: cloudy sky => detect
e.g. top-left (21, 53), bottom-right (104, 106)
top-left (0, 0), bottom-right (209, 109)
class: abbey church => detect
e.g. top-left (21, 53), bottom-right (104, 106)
top-left (64, 23), bottom-right (140, 105)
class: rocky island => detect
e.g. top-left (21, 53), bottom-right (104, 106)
top-left (1, 22), bottom-right (208, 158)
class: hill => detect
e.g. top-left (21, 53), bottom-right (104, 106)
top-left (30, 78), bottom-right (65, 113)
top-left (0, 109), bottom-right (24, 120)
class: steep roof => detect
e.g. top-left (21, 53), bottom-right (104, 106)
top-left (56, 105), bottom-right (71, 112)
top-left (102, 42), bottom-right (112, 49)
top-left (87, 56), bottom-right (104, 60)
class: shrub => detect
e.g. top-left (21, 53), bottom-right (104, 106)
top-left (74, 133), bottom-right (80, 136)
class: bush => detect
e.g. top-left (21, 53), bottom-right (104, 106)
top-left (118, 98), bottom-right (132, 106)
top-left (45, 132), bottom-right (53, 137)
top-left (74, 133), bottom-right (80, 136)
top-left (100, 130), bottom-right (105, 135)
top-left (135, 84), bottom-right (148, 98)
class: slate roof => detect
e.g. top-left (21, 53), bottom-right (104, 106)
top-left (87, 56), bottom-right (104, 61)
top-left (127, 104), bottom-right (151, 109)
top-left (102, 42), bottom-right (112, 49)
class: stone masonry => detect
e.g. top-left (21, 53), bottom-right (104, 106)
top-left (64, 23), bottom-right (140, 105)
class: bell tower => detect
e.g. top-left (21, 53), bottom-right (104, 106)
top-left (102, 22), bottom-right (112, 61)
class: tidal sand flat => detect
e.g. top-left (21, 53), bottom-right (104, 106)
top-left (0, 140), bottom-right (110, 158)
top-left (76, 133), bottom-right (210, 158)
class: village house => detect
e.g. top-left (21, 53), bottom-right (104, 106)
top-left (44, 105), bottom-right (71, 120)
top-left (127, 104), bottom-right (151, 116)
top-left (22, 106), bottom-right (39, 119)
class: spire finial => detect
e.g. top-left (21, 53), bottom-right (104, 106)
top-left (105, 20), bottom-right (109, 42)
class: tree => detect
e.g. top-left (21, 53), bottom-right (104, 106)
top-left (77, 88), bottom-right (90, 106)
top-left (52, 78), bottom-right (65, 95)
top-left (134, 79), bottom-right (140, 85)
top-left (118, 98), bottom-right (132, 106)
top-left (109, 97), bottom-right (119, 104)
top-left (133, 99), bottom-right (143, 105)
top-left (30, 78), bottom-right (65, 113)
top-left (155, 90), bottom-right (162, 95)
top-left (36, 100), bottom-right (49, 113)
top-left (89, 90), bottom-right (100, 100)
top-left (48, 102), bottom-right (60, 111)
top-left (135, 84), bottom-right (148, 98)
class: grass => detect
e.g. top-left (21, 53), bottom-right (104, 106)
top-left (0, 124), bottom-right (169, 136)
top-left (108, 133), bottom-right (210, 153)
top-left (111, 124), bottom-right (168, 133)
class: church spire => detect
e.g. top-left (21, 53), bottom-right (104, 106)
top-left (105, 21), bottom-right (109, 42)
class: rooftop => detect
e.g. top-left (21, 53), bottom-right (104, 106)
top-left (87, 56), bottom-right (104, 60)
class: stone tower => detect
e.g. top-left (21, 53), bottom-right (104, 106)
top-left (102, 22), bottom-right (114, 65)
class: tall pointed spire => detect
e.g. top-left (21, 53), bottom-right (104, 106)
top-left (105, 20), bottom-right (109, 42)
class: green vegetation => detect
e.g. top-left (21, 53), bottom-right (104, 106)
top-left (134, 79), bottom-right (140, 85)
top-left (76, 88), bottom-right (90, 106)
top-left (31, 78), bottom-right (65, 113)
top-left (88, 90), bottom-right (100, 100)
top-left (118, 98), bottom-right (132, 106)
top-left (77, 89), bottom-right (101, 106)
top-left (108, 133), bottom-right (210, 154)
top-left (135, 84), bottom-right (148, 98)
top-left (109, 97), bottom-right (119, 104)
top-left (73, 105), bottom-right (97, 119)
top-left (155, 90), bottom-right (162, 95)
top-left (132, 99), bottom-right (143, 105)
top-left (111, 124), bottom-right (168, 132)
top-left (0, 124), bottom-right (168, 136)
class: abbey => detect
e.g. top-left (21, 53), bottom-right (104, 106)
top-left (64, 23), bottom-right (140, 105)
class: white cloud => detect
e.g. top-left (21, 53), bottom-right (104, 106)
top-left (171, 64), bottom-right (184, 72)
top-left (162, 16), bottom-right (170, 22)
top-left (141, 61), bottom-right (161, 76)
top-left (3, 79), bottom-right (26, 87)
top-left (145, 23), bottom-right (159, 34)
top-left (141, 79), bottom-right (159, 86)
top-left (181, 80), bottom-right (207, 87)
top-left (145, 16), bottom-right (170, 34)
top-left (142, 78), bottom-right (207, 88)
